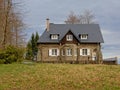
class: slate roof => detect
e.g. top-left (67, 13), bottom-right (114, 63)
top-left (103, 57), bottom-right (117, 61)
top-left (38, 24), bottom-right (104, 43)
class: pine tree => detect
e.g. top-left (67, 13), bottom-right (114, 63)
top-left (26, 32), bottom-right (39, 60)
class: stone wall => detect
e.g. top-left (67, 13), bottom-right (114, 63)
top-left (37, 43), bottom-right (103, 64)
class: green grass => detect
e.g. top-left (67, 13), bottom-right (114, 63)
top-left (0, 63), bottom-right (120, 90)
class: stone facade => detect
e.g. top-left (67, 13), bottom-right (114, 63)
top-left (37, 23), bottom-right (104, 64)
top-left (37, 43), bottom-right (103, 64)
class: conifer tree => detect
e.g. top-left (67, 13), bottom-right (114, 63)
top-left (26, 32), bottom-right (39, 60)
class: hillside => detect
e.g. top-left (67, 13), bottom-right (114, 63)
top-left (0, 63), bottom-right (120, 90)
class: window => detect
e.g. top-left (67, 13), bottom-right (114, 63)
top-left (92, 56), bottom-right (97, 61)
top-left (66, 49), bottom-right (72, 56)
top-left (51, 34), bottom-right (58, 40)
top-left (62, 49), bottom-right (65, 56)
top-left (66, 35), bottom-right (73, 41)
top-left (80, 49), bottom-right (90, 56)
top-left (49, 48), bottom-right (59, 56)
top-left (92, 52), bottom-right (97, 61)
top-left (80, 34), bottom-right (88, 39)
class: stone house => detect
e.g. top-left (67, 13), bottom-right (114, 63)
top-left (37, 19), bottom-right (104, 63)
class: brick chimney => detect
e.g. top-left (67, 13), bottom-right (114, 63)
top-left (46, 18), bottom-right (50, 31)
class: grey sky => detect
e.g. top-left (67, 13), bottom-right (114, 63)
top-left (22, 0), bottom-right (120, 58)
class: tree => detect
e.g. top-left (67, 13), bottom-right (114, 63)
top-left (0, 0), bottom-right (25, 49)
top-left (2, 0), bottom-right (12, 48)
top-left (26, 41), bottom-right (33, 60)
top-left (65, 10), bottom-right (96, 24)
top-left (79, 10), bottom-right (96, 24)
top-left (65, 11), bottom-right (80, 24)
top-left (26, 32), bottom-right (39, 60)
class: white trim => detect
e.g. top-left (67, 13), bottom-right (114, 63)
top-left (80, 49), bottom-right (83, 56)
top-left (66, 35), bottom-right (73, 41)
top-left (87, 49), bottom-right (90, 55)
top-left (49, 48), bottom-right (59, 56)
top-left (80, 48), bottom-right (90, 56)
top-left (81, 34), bottom-right (88, 40)
top-left (51, 34), bottom-right (58, 40)
top-left (66, 48), bottom-right (72, 56)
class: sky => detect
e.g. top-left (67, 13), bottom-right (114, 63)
top-left (22, 0), bottom-right (120, 58)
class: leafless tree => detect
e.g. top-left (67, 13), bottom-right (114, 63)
top-left (79, 10), bottom-right (96, 24)
top-left (0, 0), bottom-right (26, 49)
top-left (65, 10), bottom-right (96, 24)
top-left (65, 11), bottom-right (80, 24)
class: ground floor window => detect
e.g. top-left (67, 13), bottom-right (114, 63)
top-left (92, 52), bottom-right (97, 61)
top-left (49, 48), bottom-right (59, 56)
top-left (80, 48), bottom-right (90, 56)
top-left (66, 49), bottom-right (72, 56)
top-left (92, 56), bottom-right (97, 61)
top-left (62, 49), bottom-right (65, 56)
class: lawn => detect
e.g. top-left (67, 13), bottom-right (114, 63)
top-left (0, 63), bottom-right (120, 90)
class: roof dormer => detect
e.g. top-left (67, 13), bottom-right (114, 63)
top-left (50, 34), bottom-right (59, 40)
top-left (79, 34), bottom-right (88, 40)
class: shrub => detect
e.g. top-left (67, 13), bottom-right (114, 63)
top-left (0, 46), bottom-right (25, 64)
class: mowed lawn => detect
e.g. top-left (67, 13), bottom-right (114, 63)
top-left (0, 63), bottom-right (120, 90)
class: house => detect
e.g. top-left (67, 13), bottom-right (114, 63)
top-left (37, 19), bottom-right (104, 63)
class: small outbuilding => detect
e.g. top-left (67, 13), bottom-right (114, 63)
top-left (103, 57), bottom-right (118, 65)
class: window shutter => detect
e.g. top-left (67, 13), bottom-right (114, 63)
top-left (57, 49), bottom-right (59, 56)
top-left (80, 49), bottom-right (82, 55)
top-left (87, 49), bottom-right (90, 55)
top-left (49, 49), bottom-right (52, 56)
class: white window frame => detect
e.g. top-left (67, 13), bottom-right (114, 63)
top-left (49, 48), bottom-right (59, 56)
top-left (51, 34), bottom-right (58, 40)
top-left (66, 49), bottom-right (72, 56)
top-left (66, 35), bottom-right (73, 41)
top-left (80, 48), bottom-right (90, 56)
top-left (81, 34), bottom-right (88, 40)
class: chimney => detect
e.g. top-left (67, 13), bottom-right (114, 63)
top-left (46, 18), bottom-right (50, 31)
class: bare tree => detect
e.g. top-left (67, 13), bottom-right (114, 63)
top-left (0, 0), bottom-right (4, 48)
top-left (65, 11), bottom-right (80, 24)
top-left (2, 0), bottom-right (12, 48)
top-left (0, 0), bottom-right (26, 49)
top-left (79, 10), bottom-right (96, 24)
top-left (65, 10), bottom-right (96, 24)
top-left (10, 12), bottom-right (26, 47)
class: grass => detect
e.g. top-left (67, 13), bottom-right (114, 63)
top-left (0, 63), bottom-right (120, 90)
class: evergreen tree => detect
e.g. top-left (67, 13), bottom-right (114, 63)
top-left (26, 32), bottom-right (39, 60)
top-left (34, 32), bottom-right (39, 55)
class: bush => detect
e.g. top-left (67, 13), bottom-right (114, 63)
top-left (0, 46), bottom-right (25, 64)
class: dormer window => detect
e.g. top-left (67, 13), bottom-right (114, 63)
top-left (51, 34), bottom-right (58, 40)
top-left (80, 34), bottom-right (88, 40)
top-left (66, 35), bottom-right (73, 41)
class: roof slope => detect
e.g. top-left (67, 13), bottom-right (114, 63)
top-left (38, 24), bottom-right (104, 43)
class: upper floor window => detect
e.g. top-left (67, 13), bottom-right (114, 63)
top-left (66, 35), bottom-right (73, 41)
top-left (80, 34), bottom-right (88, 40)
top-left (51, 34), bottom-right (58, 40)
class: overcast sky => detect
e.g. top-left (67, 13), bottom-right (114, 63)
top-left (22, 0), bottom-right (120, 58)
